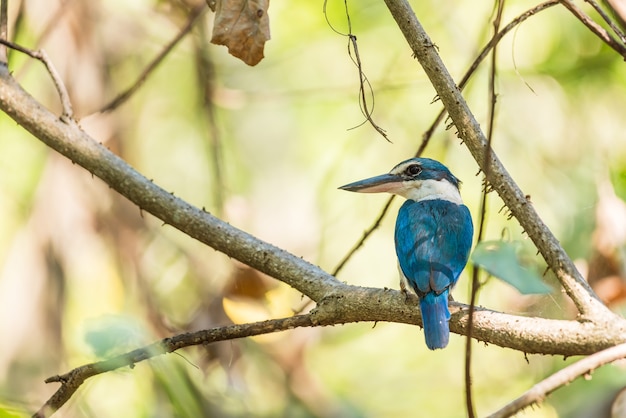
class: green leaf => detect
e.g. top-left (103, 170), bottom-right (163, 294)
top-left (84, 315), bottom-right (146, 358)
top-left (471, 240), bottom-right (552, 294)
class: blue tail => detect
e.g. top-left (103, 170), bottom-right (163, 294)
top-left (419, 291), bottom-right (451, 350)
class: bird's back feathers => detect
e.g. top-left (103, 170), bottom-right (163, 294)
top-left (395, 199), bottom-right (473, 349)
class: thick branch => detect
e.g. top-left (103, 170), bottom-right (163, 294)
top-left (33, 286), bottom-right (626, 417)
top-left (382, 0), bottom-right (613, 320)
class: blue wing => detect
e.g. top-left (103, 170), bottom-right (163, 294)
top-left (394, 199), bottom-right (473, 350)
top-left (395, 199), bottom-right (473, 296)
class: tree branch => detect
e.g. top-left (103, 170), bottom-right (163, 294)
top-left (585, 0), bottom-right (626, 43)
top-left (31, 289), bottom-right (626, 417)
top-left (0, 0), bottom-right (7, 64)
top-left (561, 0), bottom-right (626, 58)
top-left (465, 2), bottom-right (506, 415)
top-left (34, 314), bottom-right (320, 418)
top-left (2, 21), bottom-right (626, 417)
top-left (0, 65), bottom-right (339, 303)
top-left (33, 292), bottom-right (626, 416)
top-left (99, 3), bottom-right (207, 113)
top-left (0, 38), bottom-right (73, 120)
top-left (381, 0), bottom-right (614, 320)
top-left (487, 343), bottom-right (626, 418)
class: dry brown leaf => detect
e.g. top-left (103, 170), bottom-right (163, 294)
top-left (211, 0), bottom-right (270, 66)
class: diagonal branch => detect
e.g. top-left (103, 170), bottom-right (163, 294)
top-left (487, 342), bottom-right (626, 418)
top-left (34, 314), bottom-right (319, 417)
top-left (99, 4), bottom-right (206, 113)
top-left (561, 0), bottom-right (626, 58)
top-left (0, 38), bottom-right (73, 120)
top-left (418, 0), bottom-right (560, 155)
top-left (382, 0), bottom-right (614, 320)
top-left (585, 0), bottom-right (626, 43)
top-left (0, 65), bottom-right (339, 303)
top-left (332, 195), bottom-right (395, 277)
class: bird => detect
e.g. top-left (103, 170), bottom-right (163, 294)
top-left (340, 157), bottom-right (473, 350)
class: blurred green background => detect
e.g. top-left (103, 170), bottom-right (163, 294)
top-left (1, 0), bottom-right (626, 416)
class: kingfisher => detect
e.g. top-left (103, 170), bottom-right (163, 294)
top-left (340, 157), bottom-right (473, 350)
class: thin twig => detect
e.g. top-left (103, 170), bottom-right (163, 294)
top-left (0, 38), bottom-right (73, 120)
top-left (585, 0), bottom-right (626, 43)
top-left (487, 343), bottom-right (626, 418)
top-left (605, 0), bottom-right (626, 30)
top-left (347, 34), bottom-right (389, 141)
top-left (323, 0), bottom-right (389, 141)
top-left (298, 193), bottom-right (392, 313)
top-left (415, 0), bottom-right (560, 159)
top-left (34, 314), bottom-right (318, 418)
top-left (99, 4), bottom-right (206, 113)
top-left (13, 0), bottom-right (72, 80)
top-left (560, 0), bottom-right (626, 58)
top-left (194, 18), bottom-right (225, 215)
top-left (332, 195), bottom-right (395, 277)
top-left (466, 4), bottom-right (505, 416)
top-left (0, 0), bottom-right (7, 64)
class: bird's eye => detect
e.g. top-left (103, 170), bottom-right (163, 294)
top-left (406, 164), bottom-right (422, 176)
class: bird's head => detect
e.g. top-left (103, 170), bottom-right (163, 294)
top-left (339, 157), bottom-right (463, 203)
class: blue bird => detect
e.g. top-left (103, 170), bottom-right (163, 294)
top-left (340, 158), bottom-right (473, 349)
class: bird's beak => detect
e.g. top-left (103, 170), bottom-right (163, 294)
top-left (339, 173), bottom-right (403, 193)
